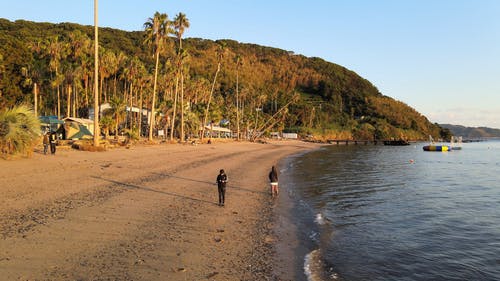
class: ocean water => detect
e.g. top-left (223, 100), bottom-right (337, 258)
top-left (280, 140), bottom-right (500, 281)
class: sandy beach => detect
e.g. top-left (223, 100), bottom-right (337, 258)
top-left (0, 139), bottom-right (323, 280)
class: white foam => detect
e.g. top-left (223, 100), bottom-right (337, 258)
top-left (304, 249), bottom-right (339, 281)
top-left (304, 249), bottom-right (324, 281)
top-left (315, 213), bottom-right (326, 225)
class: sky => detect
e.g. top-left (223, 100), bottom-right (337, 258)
top-left (1, 0), bottom-right (499, 128)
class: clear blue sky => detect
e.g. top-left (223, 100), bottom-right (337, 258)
top-left (2, 0), bottom-right (499, 128)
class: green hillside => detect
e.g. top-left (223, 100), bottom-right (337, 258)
top-left (0, 18), bottom-right (445, 140)
top-left (440, 124), bottom-right (500, 138)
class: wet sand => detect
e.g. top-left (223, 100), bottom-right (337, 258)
top-left (0, 140), bottom-right (323, 280)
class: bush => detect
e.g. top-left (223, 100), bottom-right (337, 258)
top-left (0, 105), bottom-right (41, 158)
top-left (122, 128), bottom-right (139, 141)
top-left (72, 142), bottom-right (107, 152)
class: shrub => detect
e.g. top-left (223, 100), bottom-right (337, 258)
top-left (0, 105), bottom-right (41, 158)
top-left (122, 128), bottom-right (139, 141)
top-left (72, 142), bottom-right (107, 152)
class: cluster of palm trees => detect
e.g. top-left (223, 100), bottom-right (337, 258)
top-left (144, 11), bottom-right (190, 141)
top-left (16, 10), bottom-right (292, 147)
top-left (24, 11), bottom-right (200, 143)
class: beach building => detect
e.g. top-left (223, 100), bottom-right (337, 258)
top-left (202, 125), bottom-right (232, 138)
top-left (282, 133), bottom-right (298, 139)
top-left (89, 103), bottom-right (158, 124)
top-left (270, 132), bottom-right (281, 139)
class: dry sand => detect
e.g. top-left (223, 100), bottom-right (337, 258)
top-left (0, 139), bottom-right (323, 280)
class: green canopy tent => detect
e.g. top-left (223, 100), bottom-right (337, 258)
top-left (39, 116), bottom-right (64, 133)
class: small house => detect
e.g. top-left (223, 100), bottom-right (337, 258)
top-left (203, 125), bottom-right (232, 138)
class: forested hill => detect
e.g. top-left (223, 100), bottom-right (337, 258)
top-left (0, 18), bottom-right (445, 140)
top-left (440, 124), bottom-right (500, 138)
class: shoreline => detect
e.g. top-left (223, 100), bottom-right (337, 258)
top-left (272, 147), bottom-right (327, 281)
top-left (0, 139), bottom-right (325, 280)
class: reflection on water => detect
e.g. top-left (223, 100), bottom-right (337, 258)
top-left (285, 141), bottom-right (500, 281)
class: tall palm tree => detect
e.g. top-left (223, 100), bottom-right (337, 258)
top-left (144, 12), bottom-right (171, 142)
top-left (201, 43), bottom-right (225, 140)
top-left (179, 50), bottom-right (189, 141)
top-left (99, 48), bottom-right (115, 103)
top-left (0, 53), bottom-right (4, 95)
top-left (111, 51), bottom-right (127, 98)
top-left (173, 13), bottom-right (190, 141)
top-left (170, 50), bottom-right (190, 141)
top-left (136, 67), bottom-right (150, 137)
top-left (44, 36), bottom-right (67, 119)
top-left (170, 56), bottom-right (180, 141)
top-left (174, 13), bottom-right (190, 52)
top-left (234, 54), bottom-right (243, 140)
top-left (122, 56), bottom-right (141, 130)
top-left (68, 30), bottom-right (92, 114)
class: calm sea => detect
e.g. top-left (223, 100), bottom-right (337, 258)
top-left (280, 140), bottom-right (500, 281)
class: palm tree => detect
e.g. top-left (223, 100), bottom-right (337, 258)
top-left (144, 12), bottom-right (171, 141)
top-left (179, 51), bottom-right (190, 141)
top-left (99, 48), bottom-right (115, 103)
top-left (0, 105), bottom-right (41, 157)
top-left (68, 30), bottom-right (92, 112)
top-left (108, 96), bottom-right (126, 139)
top-left (45, 36), bottom-right (67, 119)
top-left (61, 61), bottom-right (79, 118)
top-left (174, 13), bottom-right (190, 52)
top-left (201, 43), bottom-right (225, 140)
top-left (20, 65), bottom-right (42, 118)
top-left (174, 12), bottom-right (190, 142)
top-left (112, 52), bottom-right (127, 98)
top-left (170, 55), bottom-right (180, 141)
top-left (99, 114), bottom-right (113, 140)
top-left (121, 56), bottom-right (142, 130)
top-left (234, 54), bottom-right (243, 140)
top-left (136, 69), bottom-right (151, 137)
top-left (0, 53), bottom-right (4, 99)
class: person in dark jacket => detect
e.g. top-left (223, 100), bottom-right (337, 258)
top-left (216, 169), bottom-right (228, 206)
top-left (49, 131), bottom-right (57, 154)
top-left (269, 166), bottom-right (279, 198)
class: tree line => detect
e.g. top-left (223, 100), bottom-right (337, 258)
top-left (0, 16), bottom-right (446, 141)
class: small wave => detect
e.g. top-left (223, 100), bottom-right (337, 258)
top-left (304, 249), bottom-right (324, 281)
top-left (315, 213), bottom-right (325, 225)
top-left (299, 199), bottom-right (309, 208)
top-left (308, 230), bottom-right (320, 242)
top-left (304, 249), bottom-right (339, 281)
